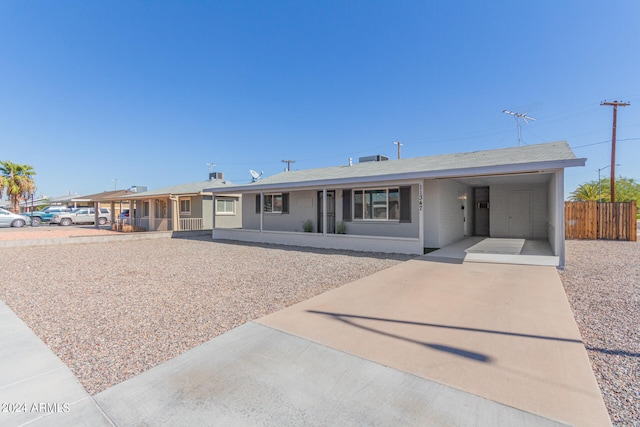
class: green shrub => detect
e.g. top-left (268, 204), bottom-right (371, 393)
top-left (302, 219), bottom-right (313, 232)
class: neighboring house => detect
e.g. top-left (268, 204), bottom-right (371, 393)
top-left (207, 141), bottom-right (585, 267)
top-left (71, 189), bottom-right (137, 219)
top-left (121, 174), bottom-right (241, 232)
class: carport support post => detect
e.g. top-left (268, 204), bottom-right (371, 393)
top-left (109, 201), bottom-right (115, 225)
top-left (93, 202), bottom-right (99, 228)
top-left (555, 170), bottom-right (566, 268)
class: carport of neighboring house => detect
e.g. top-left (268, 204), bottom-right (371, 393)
top-left (70, 189), bottom-right (136, 225)
top-left (210, 142), bottom-right (582, 267)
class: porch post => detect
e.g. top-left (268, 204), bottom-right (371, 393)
top-left (171, 196), bottom-right (179, 231)
top-left (418, 181), bottom-right (424, 250)
top-left (260, 192), bottom-right (264, 232)
top-left (148, 199), bottom-right (155, 231)
top-left (322, 188), bottom-right (327, 236)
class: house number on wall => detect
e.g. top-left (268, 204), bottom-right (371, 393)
top-left (419, 183), bottom-right (423, 212)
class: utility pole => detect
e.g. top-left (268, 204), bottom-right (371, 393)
top-left (600, 100), bottom-right (630, 202)
top-left (393, 141), bottom-right (403, 159)
top-left (281, 159), bottom-right (295, 171)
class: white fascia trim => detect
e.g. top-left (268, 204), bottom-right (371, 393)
top-left (207, 158), bottom-right (586, 194)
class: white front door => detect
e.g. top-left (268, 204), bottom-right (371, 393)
top-left (507, 191), bottom-right (532, 238)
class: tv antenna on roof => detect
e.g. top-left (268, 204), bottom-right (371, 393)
top-left (249, 169), bottom-right (263, 182)
top-left (206, 162), bottom-right (216, 173)
top-left (503, 110), bottom-right (536, 147)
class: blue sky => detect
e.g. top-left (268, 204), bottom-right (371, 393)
top-left (1, 1), bottom-right (639, 198)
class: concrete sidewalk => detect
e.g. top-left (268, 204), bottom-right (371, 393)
top-left (0, 301), bottom-right (112, 426)
top-left (1, 258), bottom-right (611, 426)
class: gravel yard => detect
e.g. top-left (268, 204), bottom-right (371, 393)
top-left (560, 239), bottom-right (639, 426)
top-left (0, 237), bottom-right (410, 395)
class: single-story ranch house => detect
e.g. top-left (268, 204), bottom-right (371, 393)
top-left (208, 141), bottom-right (585, 267)
top-left (122, 175), bottom-right (241, 232)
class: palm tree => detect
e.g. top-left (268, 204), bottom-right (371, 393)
top-left (0, 161), bottom-right (36, 213)
top-left (569, 182), bottom-right (602, 201)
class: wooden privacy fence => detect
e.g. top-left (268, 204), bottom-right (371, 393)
top-left (565, 201), bottom-right (637, 241)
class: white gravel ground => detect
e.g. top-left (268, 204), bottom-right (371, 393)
top-left (0, 237), bottom-right (411, 395)
top-left (560, 239), bottom-right (639, 427)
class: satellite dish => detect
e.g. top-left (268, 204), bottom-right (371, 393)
top-left (249, 170), bottom-right (263, 182)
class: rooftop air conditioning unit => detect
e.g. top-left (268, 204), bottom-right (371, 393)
top-left (209, 172), bottom-right (224, 180)
top-left (359, 155), bottom-right (389, 163)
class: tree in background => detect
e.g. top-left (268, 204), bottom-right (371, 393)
top-left (569, 177), bottom-right (639, 202)
top-left (569, 182), bottom-right (601, 201)
top-left (0, 161), bottom-right (37, 213)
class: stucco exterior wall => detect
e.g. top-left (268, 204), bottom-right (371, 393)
top-left (421, 179), bottom-right (471, 248)
top-left (437, 180), bottom-right (471, 247)
top-left (243, 191), bottom-right (316, 232)
top-left (264, 190), bottom-right (316, 232)
top-left (422, 179), bottom-right (441, 248)
top-left (214, 196), bottom-right (242, 229)
top-left (242, 194), bottom-right (260, 230)
top-left (342, 184), bottom-right (419, 238)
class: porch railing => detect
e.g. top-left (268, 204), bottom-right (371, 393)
top-left (115, 217), bottom-right (204, 232)
top-left (179, 217), bottom-right (204, 231)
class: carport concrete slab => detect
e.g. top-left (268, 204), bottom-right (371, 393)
top-left (0, 302), bottom-right (112, 427)
top-left (258, 259), bottom-right (611, 427)
top-left (424, 238), bottom-right (559, 266)
top-left (95, 322), bottom-right (567, 426)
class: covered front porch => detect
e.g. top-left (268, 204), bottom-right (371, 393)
top-left (121, 194), bottom-right (212, 232)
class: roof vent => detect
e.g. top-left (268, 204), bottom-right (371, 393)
top-left (209, 172), bottom-right (223, 180)
top-left (359, 155), bottom-right (389, 163)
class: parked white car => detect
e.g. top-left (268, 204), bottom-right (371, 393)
top-left (51, 208), bottom-right (111, 226)
top-left (0, 207), bottom-right (32, 228)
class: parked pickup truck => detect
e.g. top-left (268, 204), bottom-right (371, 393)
top-left (51, 208), bottom-right (111, 226)
top-left (25, 206), bottom-right (73, 226)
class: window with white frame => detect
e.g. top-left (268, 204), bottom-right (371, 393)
top-left (216, 198), bottom-right (235, 214)
top-left (180, 198), bottom-right (191, 215)
top-left (353, 188), bottom-right (400, 220)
